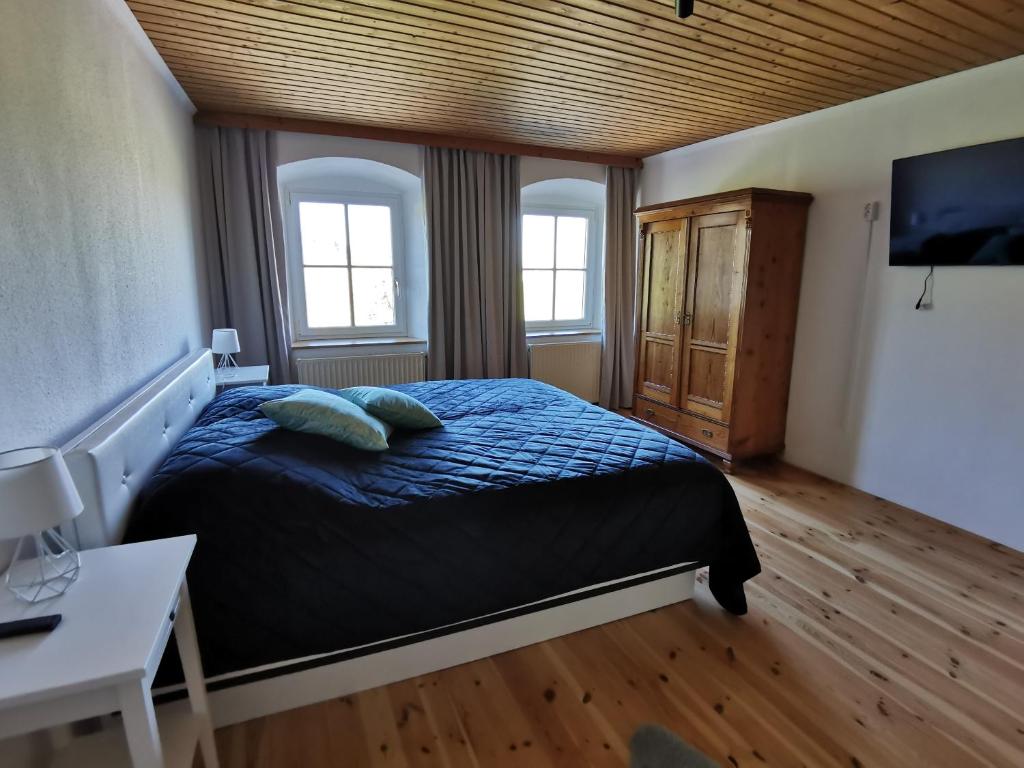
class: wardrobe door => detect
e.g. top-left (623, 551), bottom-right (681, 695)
top-left (678, 210), bottom-right (747, 422)
top-left (635, 218), bottom-right (688, 404)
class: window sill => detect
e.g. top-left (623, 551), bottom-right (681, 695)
top-left (292, 337), bottom-right (426, 350)
top-left (526, 329), bottom-right (602, 341)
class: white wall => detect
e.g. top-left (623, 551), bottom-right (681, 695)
top-left (276, 131), bottom-right (422, 177)
top-left (521, 156), bottom-right (606, 186)
top-left (0, 0), bottom-right (208, 453)
top-left (0, 1), bottom-right (207, 763)
top-left (641, 56), bottom-right (1024, 550)
top-left (277, 135), bottom-right (608, 188)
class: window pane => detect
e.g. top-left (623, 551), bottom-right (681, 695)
top-left (522, 269), bottom-right (554, 322)
top-left (556, 216), bottom-right (588, 269)
top-left (348, 205), bottom-right (393, 266)
top-left (554, 270), bottom-right (586, 321)
top-left (352, 268), bottom-right (396, 326)
top-left (299, 202), bottom-right (347, 266)
top-left (304, 267), bottom-right (351, 328)
top-left (522, 215), bottom-right (555, 268)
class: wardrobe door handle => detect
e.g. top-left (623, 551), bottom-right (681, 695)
top-left (682, 313), bottom-right (693, 326)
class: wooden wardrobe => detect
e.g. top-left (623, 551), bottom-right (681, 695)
top-left (632, 188), bottom-right (812, 467)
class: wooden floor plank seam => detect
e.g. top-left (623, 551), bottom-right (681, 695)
top-left (753, 535), bottom-right (1024, 717)
top-left (741, 513), bottom-right (1024, 662)
top-left (748, 568), bottom-right (1021, 765)
top-left (754, 545), bottom-right (1022, 718)
top-left (745, 489), bottom-right (1024, 623)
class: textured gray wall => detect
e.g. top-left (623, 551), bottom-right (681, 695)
top-left (0, 0), bottom-right (208, 452)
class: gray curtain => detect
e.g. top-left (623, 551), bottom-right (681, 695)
top-left (424, 147), bottom-right (528, 380)
top-left (196, 126), bottom-right (291, 383)
top-left (599, 166), bottom-right (640, 409)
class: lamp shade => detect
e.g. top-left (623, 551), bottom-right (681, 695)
top-left (0, 448), bottom-right (84, 540)
top-left (211, 328), bottom-right (241, 355)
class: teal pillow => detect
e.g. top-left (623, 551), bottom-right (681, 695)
top-left (259, 389), bottom-right (392, 451)
top-left (338, 386), bottom-right (443, 429)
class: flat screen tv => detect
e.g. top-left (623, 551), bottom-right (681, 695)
top-left (890, 136), bottom-right (1024, 266)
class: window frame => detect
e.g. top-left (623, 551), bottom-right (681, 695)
top-left (284, 189), bottom-right (408, 342)
top-left (521, 205), bottom-right (601, 332)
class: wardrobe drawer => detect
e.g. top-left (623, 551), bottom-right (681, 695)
top-left (634, 399), bottom-right (680, 433)
top-left (676, 411), bottom-right (730, 452)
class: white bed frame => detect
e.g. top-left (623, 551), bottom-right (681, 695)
top-left (63, 349), bottom-right (696, 727)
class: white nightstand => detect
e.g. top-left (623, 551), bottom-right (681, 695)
top-left (214, 364), bottom-right (269, 389)
top-left (0, 536), bottom-right (218, 768)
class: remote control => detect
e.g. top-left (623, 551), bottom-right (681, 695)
top-left (0, 614), bottom-right (62, 639)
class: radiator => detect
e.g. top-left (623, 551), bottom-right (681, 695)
top-left (529, 341), bottom-right (602, 402)
top-left (295, 353), bottom-right (427, 389)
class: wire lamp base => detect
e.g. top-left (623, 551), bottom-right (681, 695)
top-left (216, 353), bottom-right (238, 369)
top-left (4, 529), bottom-right (81, 603)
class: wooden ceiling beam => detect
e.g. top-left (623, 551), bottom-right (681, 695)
top-left (194, 111), bottom-right (645, 168)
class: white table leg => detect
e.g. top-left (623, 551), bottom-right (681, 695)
top-left (174, 580), bottom-right (220, 768)
top-left (118, 679), bottom-right (164, 768)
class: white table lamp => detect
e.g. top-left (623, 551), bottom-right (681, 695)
top-left (212, 328), bottom-right (240, 369)
top-left (0, 447), bottom-right (84, 602)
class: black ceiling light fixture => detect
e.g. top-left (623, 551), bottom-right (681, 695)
top-left (675, 0), bottom-right (695, 19)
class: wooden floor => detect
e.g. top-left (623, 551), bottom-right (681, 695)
top-left (213, 462), bottom-right (1024, 767)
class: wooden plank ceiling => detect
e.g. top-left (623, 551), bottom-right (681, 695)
top-left (128, 0), bottom-right (1024, 159)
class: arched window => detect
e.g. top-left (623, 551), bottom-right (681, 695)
top-left (521, 178), bottom-right (605, 332)
top-left (279, 158), bottom-right (426, 341)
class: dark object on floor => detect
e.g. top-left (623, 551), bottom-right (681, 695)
top-left (709, 576), bottom-right (748, 616)
top-left (630, 724), bottom-right (719, 768)
top-left (675, 1), bottom-right (695, 19)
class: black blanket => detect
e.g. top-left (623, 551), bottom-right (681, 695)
top-left (125, 378), bottom-right (759, 681)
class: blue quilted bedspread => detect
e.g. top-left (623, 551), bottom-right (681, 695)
top-left (126, 378), bottom-right (759, 681)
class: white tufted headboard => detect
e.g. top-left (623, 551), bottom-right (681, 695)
top-left (63, 349), bottom-right (216, 549)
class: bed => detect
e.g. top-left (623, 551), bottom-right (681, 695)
top-left (64, 350), bottom-right (759, 725)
